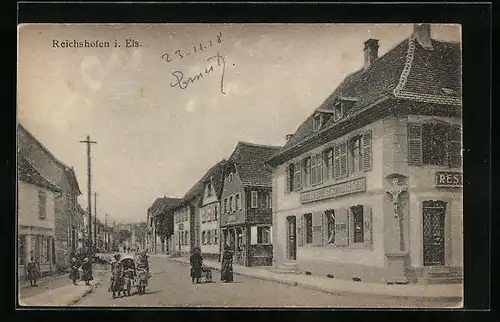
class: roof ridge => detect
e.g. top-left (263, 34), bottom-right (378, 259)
top-left (18, 123), bottom-right (71, 171)
top-left (236, 141), bottom-right (282, 150)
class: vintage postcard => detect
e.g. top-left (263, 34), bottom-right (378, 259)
top-left (17, 23), bottom-right (463, 308)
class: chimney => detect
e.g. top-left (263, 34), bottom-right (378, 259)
top-left (413, 23), bottom-right (433, 50)
top-left (363, 38), bottom-right (379, 70)
top-left (285, 134), bottom-right (294, 141)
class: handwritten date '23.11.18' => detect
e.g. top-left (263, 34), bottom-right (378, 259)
top-left (161, 32), bottom-right (223, 64)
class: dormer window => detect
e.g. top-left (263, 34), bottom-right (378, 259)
top-left (334, 102), bottom-right (344, 122)
top-left (313, 114), bottom-right (322, 131)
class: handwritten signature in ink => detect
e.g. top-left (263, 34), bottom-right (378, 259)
top-left (169, 52), bottom-right (227, 95)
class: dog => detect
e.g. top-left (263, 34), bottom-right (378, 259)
top-left (201, 266), bottom-right (212, 283)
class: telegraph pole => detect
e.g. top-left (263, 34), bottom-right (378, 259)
top-left (94, 192), bottom-right (98, 247)
top-left (79, 135), bottom-right (97, 256)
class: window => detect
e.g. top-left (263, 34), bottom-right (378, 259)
top-left (214, 205), bottom-right (218, 220)
top-left (303, 213), bottom-right (313, 244)
top-left (311, 153), bottom-right (323, 185)
top-left (334, 102), bottom-right (343, 121)
top-left (207, 182), bottom-right (213, 197)
top-left (286, 163), bottom-right (294, 192)
top-left (235, 193), bottom-right (241, 209)
top-left (251, 191), bottom-right (258, 208)
top-left (422, 122), bottom-right (447, 166)
top-left (313, 114), bottom-right (322, 131)
top-left (351, 205), bottom-right (364, 243)
top-left (350, 136), bottom-right (363, 174)
top-left (259, 191), bottom-right (267, 208)
top-left (213, 230), bottom-right (218, 245)
top-left (268, 193), bottom-right (272, 209)
top-left (201, 208), bottom-right (206, 223)
top-left (38, 191), bottom-right (47, 219)
top-left (324, 148), bottom-right (334, 180)
top-left (293, 161), bottom-right (302, 190)
top-left (224, 198), bottom-right (228, 213)
top-left (257, 226), bottom-right (271, 244)
top-left (228, 173), bottom-right (233, 183)
top-left (303, 157), bottom-right (311, 187)
top-left (229, 195), bottom-right (234, 211)
top-left (325, 210), bottom-right (335, 244)
top-left (409, 121), bottom-right (462, 168)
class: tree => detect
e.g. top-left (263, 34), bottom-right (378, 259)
top-left (116, 229), bottom-right (132, 244)
top-left (155, 213), bottom-right (174, 253)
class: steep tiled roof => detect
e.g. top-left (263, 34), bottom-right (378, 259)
top-left (18, 155), bottom-right (61, 192)
top-left (228, 142), bottom-right (282, 187)
top-left (202, 159), bottom-right (226, 199)
top-left (183, 159), bottom-right (227, 202)
top-left (150, 197), bottom-right (182, 216)
top-left (277, 32), bottom-right (462, 160)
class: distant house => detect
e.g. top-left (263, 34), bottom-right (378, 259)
top-left (18, 155), bottom-right (61, 279)
top-left (17, 124), bottom-right (82, 270)
top-left (220, 142), bottom-right (281, 267)
top-left (267, 24), bottom-right (462, 284)
top-left (199, 160), bottom-right (225, 261)
top-left (147, 197), bottom-right (182, 254)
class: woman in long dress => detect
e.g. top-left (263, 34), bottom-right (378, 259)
top-left (220, 246), bottom-right (234, 283)
top-left (189, 247), bottom-right (203, 284)
top-left (26, 257), bottom-right (39, 287)
top-left (69, 257), bottom-right (79, 285)
top-left (81, 258), bottom-right (94, 286)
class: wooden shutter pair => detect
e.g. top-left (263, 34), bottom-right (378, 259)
top-left (448, 125), bottom-right (462, 168)
top-left (408, 122), bottom-right (423, 166)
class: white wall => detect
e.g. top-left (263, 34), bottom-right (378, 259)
top-left (18, 181), bottom-right (56, 231)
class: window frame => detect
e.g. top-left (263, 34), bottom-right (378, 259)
top-left (349, 135), bottom-right (363, 174)
top-left (351, 205), bottom-right (364, 244)
top-left (38, 190), bottom-right (47, 220)
top-left (235, 193), bottom-right (241, 210)
top-left (256, 226), bottom-right (272, 245)
top-left (303, 213), bottom-right (313, 245)
top-left (333, 102), bottom-right (344, 122)
top-left (251, 191), bottom-right (258, 209)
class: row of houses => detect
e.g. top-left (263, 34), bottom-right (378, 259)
top-left (17, 125), bottom-right (115, 278)
top-left (148, 24), bottom-right (463, 283)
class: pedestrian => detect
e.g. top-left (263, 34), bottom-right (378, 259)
top-left (220, 245), bottom-right (234, 283)
top-left (69, 257), bottom-right (80, 285)
top-left (189, 247), bottom-right (203, 284)
top-left (109, 253), bottom-right (123, 298)
top-left (26, 257), bottom-right (39, 287)
top-left (81, 257), bottom-right (94, 286)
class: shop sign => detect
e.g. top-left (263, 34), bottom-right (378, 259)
top-left (300, 177), bottom-right (366, 204)
top-left (435, 171), bottom-right (462, 188)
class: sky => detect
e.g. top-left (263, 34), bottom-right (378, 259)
top-left (18, 23), bottom-right (461, 224)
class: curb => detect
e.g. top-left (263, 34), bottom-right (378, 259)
top-left (168, 258), bottom-right (462, 303)
top-left (69, 271), bottom-right (107, 306)
top-left (19, 272), bottom-right (68, 292)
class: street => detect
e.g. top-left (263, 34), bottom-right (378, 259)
top-left (74, 256), bottom-right (460, 308)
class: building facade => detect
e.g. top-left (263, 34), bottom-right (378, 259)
top-left (267, 24), bottom-right (463, 284)
top-left (220, 142), bottom-right (280, 267)
top-left (17, 124), bottom-right (82, 270)
top-left (199, 160), bottom-right (225, 261)
top-left (147, 197), bottom-right (182, 254)
top-left (18, 155), bottom-right (61, 279)
top-left (174, 205), bottom-right (191, 256)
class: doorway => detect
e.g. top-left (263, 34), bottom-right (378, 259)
top-left (422, 200), bottom-right (446, 266)
top-left (287, 216), bottom-right (297, 260)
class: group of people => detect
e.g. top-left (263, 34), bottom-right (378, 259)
top-left (69, 256), bottom-right (94, 286)
top-left (109, 251), bottom-right (150, 298)
top-left (189, 245), bottom-right (234, 284)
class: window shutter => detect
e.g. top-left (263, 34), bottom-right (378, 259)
top-left (312, 212), bottom-right (323, 246)
top-left (297, 216), bottom-right (303, 247)
top-left (334, 209), bottom-right (349, 246)
top-left (339, 142), bottom-right (348, 177)
top-left (333, 144), bottom-right (341, 179)
top-left (363, 205), bottom-right (372, 245)
top-left (448, 124), bottom-right (462, 168)
top-left (362, 131), bottom-right (372, 171)
top-left (285, 166), bottom-right (290, 193)
top-left (295, 161), bottom-right (302, 190)
top-left (250, 226), bottom-right (257, 245)
top-left (408, 122), bottom-right (422, 166)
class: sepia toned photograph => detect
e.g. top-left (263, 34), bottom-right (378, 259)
top-left (17, 23), bottom-right (463, 308)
